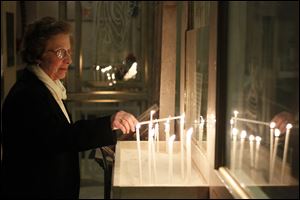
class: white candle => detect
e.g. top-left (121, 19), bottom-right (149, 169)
top-left (254, 136), bottom-right (262, 169)
top-left (150, 110), bottom-right (155, 122)
top-left (249, 134), bottom-right (255, 168)
top-left (281, 123), bottom-right (293, 183)
top-left (96, 65), bottom-right (100, 81)
top-left (238, 130), bottom-right (247, 169)
top-left (148, 110), bottom-right (155, 141)
top-left (154, 122), bottom-right (159, 152)
top-left (148, 124), bottom-right (152, 184)
top-left (148, 110), bottom-right (155, 142)
top-left (136, 123), bottom-right (142, 183)
top-left (150, 128), bottom-right (157, 183)
top-left (168, 135), bottom-right (176, 183)
top-left (233, 110), bottom-right (239, 128)
top-left (230, 118), bottom-right (234, 138)
top-left (231, 128), bottom-right (238, 170)
top-left (270, 129), bottom-right (280, 183)
top-left (269, 122), bottom-right (276, 173)
top-left (180, 113), bottom-right (185, 179)
top-left (186, 128), bottom-right (193, 180)
top-left (165, 117), bottom-right (170, 153)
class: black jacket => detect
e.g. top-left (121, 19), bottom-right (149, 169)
top-left (1, 68), bottom-right (116, 198)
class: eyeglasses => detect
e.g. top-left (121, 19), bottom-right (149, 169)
top-left (48, 48), bottom-right (72, 60)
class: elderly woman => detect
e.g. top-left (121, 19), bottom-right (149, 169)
top-left (1, 17), bottom-right (138, 198)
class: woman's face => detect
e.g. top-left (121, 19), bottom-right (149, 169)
top-left (38, 33), bottom-right (72, 81)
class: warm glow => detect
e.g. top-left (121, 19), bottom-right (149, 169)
top-left (240, 130), bottom-right (247, 139)
top-left (270, 122), bottom-right (276, 129)
top-left (232, 128), bottom-right (239, 136)
top-left (255, 136), bottom-right (262, 143)
top-left (249, 134), bottom-right (255, 141)
top-left (274, 129), bottom-right (281, 137)
top-left (169, 135), bottom-right (176, 143)
top-left (101, 65), bottom-right (112, 73)
top-left (286, 123), bottom-right (293, 130)
top-left (186, 127), bottom-right (193, 139)
top-left (233, 110), bottom-right (239, 117)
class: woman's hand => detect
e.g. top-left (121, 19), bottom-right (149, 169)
top-left (111, 110), bottom-right (139, 134)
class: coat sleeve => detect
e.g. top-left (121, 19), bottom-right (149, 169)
top-left (2, 86), bottom-right (117, 157)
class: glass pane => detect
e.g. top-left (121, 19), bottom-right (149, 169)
top-left (225, 1), bottom-right (298, 198)
top-left (186, 2), bottom-right (210, 153)
top-left (66, 1), bottom-right (154, 91)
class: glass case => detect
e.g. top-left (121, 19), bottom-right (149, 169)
top-left (223, 1), bottom-right (299, 198)
top-left (185, 1), bottom-right (210, 155)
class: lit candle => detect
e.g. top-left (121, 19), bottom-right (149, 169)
top-left (148, 125), bottom-right (152, 184)
top-left (186, 128), bottom-right (193, 180)
top-left (150, 128), bottom-right (157, 183)
top-left (270, 128), bottom-right (280, 183)
top-left (230, 118), bottom-right (234, 137)
top-left (165, 116), bottom-right (170, 153)
top-left (281, 123), bottom-right (293, 183)
top-left (269, 122), bottom-right (276, 173)
top-left (233, 110), bottom-right (239, 128)
top-left (154, 122), bottom-right (159, 152)
top-left (231, 128), bottom-right (238, 170)
top-left (180, 113), bottom-right (185, 179)
top-left (149, 110), bottom-right (155, 141)
top-left (96, 65), bottom-right (100, 81)
top-left (136, 123), bottom-right (142, 183)
top-left (150, 110), bottom-right (155, 122)
top-left (254, 136), bottom-right (262, 169)
top-left (238, 130), bottom-right (247, 169)
top-left (148, 110), bottom-right (155, 145)
top-left (168, 135), bottom-right (176, 183)
top-left (249, 134), bottom-right (255, 168)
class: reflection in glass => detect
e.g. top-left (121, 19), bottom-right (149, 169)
top-left (226, 1), bottom-right (298, 198)
top-left (186, 2), bottom-right (210, 152)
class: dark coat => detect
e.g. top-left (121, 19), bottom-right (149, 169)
top-left (1, 68), bottom-right (116, 198)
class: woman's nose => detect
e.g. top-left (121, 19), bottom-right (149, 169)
top-left (64, 54), bottom-right (72, 65)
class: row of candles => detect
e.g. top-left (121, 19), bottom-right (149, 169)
top-left (93, 65), bottom-right (117, 86)
top-left (231, 111), bottom-right (293, 183)
top-left (135, 111), bottom-right (194, 184)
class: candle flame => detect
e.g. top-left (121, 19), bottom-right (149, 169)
top-left (169, 135), bottom-right (176, 143)
top-left (186, 127), bottom-right (193, 139)
top-left (270, 122), bottom-right (276, 129)
top-left (249, 134), bottom-right (255, 141)
top-left (232, 128), bottom-right (239, 136)
top-left (286, 123), bottom-right (293, 130)
top-left (136, 123), bottom-right (141, 129)
top-left (233, 110), bottom-right (239, 117)
top-left (274, 129), bottom-right (281, 137)
top-left (240, 130), bottom-right (247, 139)
top-left (255, 136), bottom-right (262, 143)
top-left (181, 113), bottom-right (185, 123)
top-left (150, 110), bottom-right (156, 116)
